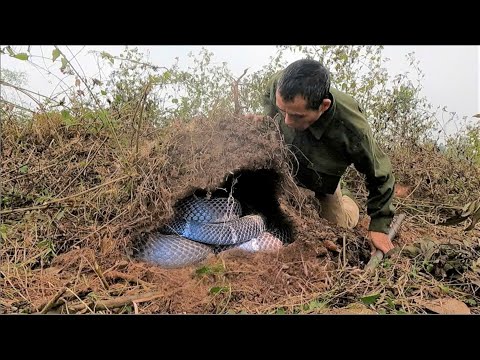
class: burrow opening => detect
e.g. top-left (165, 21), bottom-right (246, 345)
top-left (175, 168), bottom-right (295, 243)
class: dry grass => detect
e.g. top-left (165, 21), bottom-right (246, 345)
top-left (1, 109), bottom-right (479, 314)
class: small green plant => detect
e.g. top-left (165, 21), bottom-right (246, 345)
top-left (360, 293), bottom-right (381, 306)
top-left (302, 299), bottom-right (326, 312)
top-left (209, 286), bottom-right (229, 295)
top-left (195, 263), bottom-right (225, 277)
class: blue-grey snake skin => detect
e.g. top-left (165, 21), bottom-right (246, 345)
top-left (161, 215), bottom-right (266, 245)
top-left (137, 196), bottom-right (286, 268)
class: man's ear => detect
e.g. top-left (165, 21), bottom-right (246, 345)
top-left (321, 98), bottom-right (332, 112)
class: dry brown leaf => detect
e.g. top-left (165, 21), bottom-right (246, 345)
top-left (394, 183), bottom-right (411, 198)
top-left (417, 297), bottom-right (471, 314)
top-left (324, 240), bottom-right (340, 252)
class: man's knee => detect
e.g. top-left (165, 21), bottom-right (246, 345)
top-left (316, 189), bottom-right (359, 230)
top-left (341, 195), bottom-right (359, 229)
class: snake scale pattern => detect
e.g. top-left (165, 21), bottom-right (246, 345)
top-left (136, 196), bottom-right (288, 268)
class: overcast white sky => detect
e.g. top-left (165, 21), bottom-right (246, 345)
top-left (1, 45), bottom-right (479, 121)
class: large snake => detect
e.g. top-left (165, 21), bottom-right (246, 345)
top-left (136, 196), bottom-right (287, 268)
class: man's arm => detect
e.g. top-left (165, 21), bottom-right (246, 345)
top-left (349, 122), bottom-right (396, 235)
top-left (349, 123), bottom-right (396, 254)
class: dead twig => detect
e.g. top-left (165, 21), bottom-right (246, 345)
top-left (38, 283), bottom-right (71, 314)
top-left (92, 259), bottom-right (109, 291)
top-left (104, 270), bottom-right (151, 288)
top-left (231, 68), bottom-right (249, 116)
top-left (65, 291), bottom-right (166, 313)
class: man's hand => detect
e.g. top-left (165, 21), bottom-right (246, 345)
top-left (367, 231), bottom-right (395, 255)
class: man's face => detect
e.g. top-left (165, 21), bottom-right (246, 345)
top-left (275, 90), bottom-right (329, 131)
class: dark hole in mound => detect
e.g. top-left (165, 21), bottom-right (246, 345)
top-left (188, 168), bottom-right (294, 243)
top-left (131, 168), bottom-right (295, 259)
